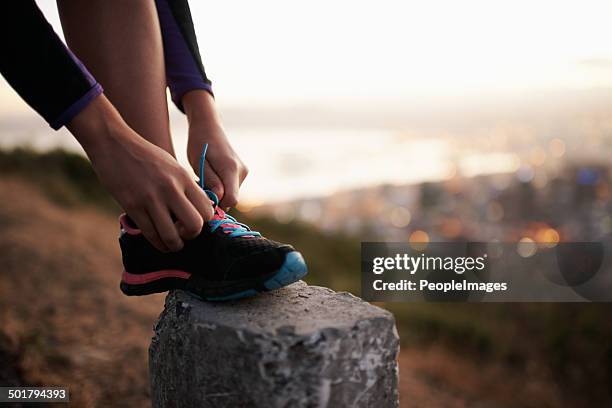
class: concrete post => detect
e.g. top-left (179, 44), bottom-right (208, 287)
top-left (149, 282), bottom-right (399, 407)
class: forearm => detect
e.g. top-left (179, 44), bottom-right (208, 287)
top-left (66, 94), bottom-right (129, 154)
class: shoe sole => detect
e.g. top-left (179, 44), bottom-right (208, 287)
top-left (120, 251), bottom-right (308, 301)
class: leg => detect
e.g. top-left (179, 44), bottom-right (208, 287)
top-left (57, 0), bottom-right (175, 155)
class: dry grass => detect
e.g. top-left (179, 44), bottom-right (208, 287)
top-left (0, 176), bottom-right (604, 407)
top-left (0, 177), bottom-right (164, 407)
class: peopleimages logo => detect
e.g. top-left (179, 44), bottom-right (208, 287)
top-left (372, 253), bottom-right (488, 275)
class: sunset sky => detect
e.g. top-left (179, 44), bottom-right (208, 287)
top-left (2, 1), bottom-right (612, 202)
top-left (2, 0), bottom-right (612, 115)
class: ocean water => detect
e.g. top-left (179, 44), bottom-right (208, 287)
top-left (0, 118), bottom-right (519, 204)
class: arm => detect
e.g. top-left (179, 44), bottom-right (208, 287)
top-left (0, 0), bottom-right (102, 130)
top-left (0, 1), bottom-right (212, 251)
top-left (155, 0), bottom-right (248, 209)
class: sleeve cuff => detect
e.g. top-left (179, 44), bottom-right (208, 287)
top-left (171, 82), bottom-right (213, 113)
top-left (49, 83), bottom-right (103, 130)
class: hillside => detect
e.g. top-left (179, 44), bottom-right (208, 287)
top-left (1, 149), bottom-right (611, 407)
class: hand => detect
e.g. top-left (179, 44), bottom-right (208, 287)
top-left (68, 95), bottom-right (213, 252)
top-left (183, 90), bottom-right (248, 209)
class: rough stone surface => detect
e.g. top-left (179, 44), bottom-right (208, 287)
top-left (149, 281), bottom-right (399, 408)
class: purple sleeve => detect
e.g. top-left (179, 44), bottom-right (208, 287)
top-left (50, 49), bottom-right (103, 130)
top-left (155, 0), bottom-right (213, 112)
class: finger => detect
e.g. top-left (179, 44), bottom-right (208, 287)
top-left (202, 160), bottom-right (224, 200)
top-left (218, 167), bottom-right (240, 209)
top-left (147, 204), bottom-right (184, 252)
top-left (170, 196), bottom-right (204, 240)
top-left (186, 183), bottom-right (214, 222)
top-left (128, 211), bottom-right (169, 252)
top-left (238, 164), bottom-right (249, 186)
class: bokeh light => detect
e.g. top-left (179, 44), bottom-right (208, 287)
top-left (517, 237), bottom-right (537, 258)
top-left (409, 230), bottom-right (429, 251)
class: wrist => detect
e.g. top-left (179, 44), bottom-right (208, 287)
top-left (66, 94), bottom-right (130, 153)
top-left (182, 90), bottom-right (221, 125)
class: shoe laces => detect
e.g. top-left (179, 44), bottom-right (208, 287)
top-left (199, 144), bottom-right (260, 238)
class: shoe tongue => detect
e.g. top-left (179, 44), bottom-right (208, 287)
top-left (212, 206), bottom-right (226, 221)
top-left (210, 206), bottom-right (245, 233)
top-left (204, 188), bottom-right (255, 237)
top-left (204, 189), bottom-right (226, 221)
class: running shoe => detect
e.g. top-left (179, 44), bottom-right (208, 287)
top-left (118, 144), bottom-right (308, 300)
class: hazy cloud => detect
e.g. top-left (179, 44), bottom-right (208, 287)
top-left (578, 57), bottom-right (612, 69)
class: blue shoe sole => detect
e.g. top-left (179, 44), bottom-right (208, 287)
top-left (203, 251), bottom-right (308, 301)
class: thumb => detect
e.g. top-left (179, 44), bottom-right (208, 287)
top-left (202, 160), bottom-right (225, 201)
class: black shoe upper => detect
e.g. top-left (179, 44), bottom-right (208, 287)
top-left (119, 218), bottom-right (294, 283)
